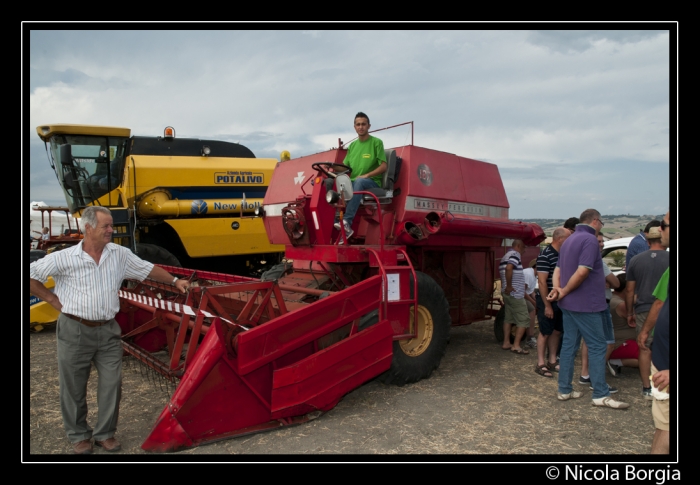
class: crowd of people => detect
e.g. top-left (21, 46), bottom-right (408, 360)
top-left (499, 209), bottom-right (672, 453)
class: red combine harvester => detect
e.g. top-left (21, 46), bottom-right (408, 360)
top-left (116, 123), bottom-right (545, 452)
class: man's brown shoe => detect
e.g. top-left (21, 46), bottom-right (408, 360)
top-left (95, 437), bottom-right (122, 452)
top-left (73, 439), bottom-right (93, 454)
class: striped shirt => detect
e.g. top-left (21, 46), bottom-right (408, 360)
top-left (536, 244), bottom-right (559, 292)
top-left (30, 241), bottom-right (153, 321)
top-left (499, 249), bottom-right (525, 299)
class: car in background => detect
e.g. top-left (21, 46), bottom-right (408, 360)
top-left (602, 236), bottom-right (633, 275)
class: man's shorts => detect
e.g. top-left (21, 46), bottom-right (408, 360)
top-left (609, 339), bottom-right (638, 360)
top-left (526, 299), bottom-right (535, 314)
top-left (502, 293), bottom-right (530, 328)
top-left (536, 293), bottom-right (563, 336)
top-left (650, 363), bottom-right (669, 431)
top-left (635, 311), bottom-right (653, 347)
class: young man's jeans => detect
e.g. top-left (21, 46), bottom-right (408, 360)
top-left (558, 308), bottom-right (611, 399)
top-left (343, 178), bottom-right (380, 225)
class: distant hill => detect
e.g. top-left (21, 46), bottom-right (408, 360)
top-left (516, 214), bottom-right (666, 240)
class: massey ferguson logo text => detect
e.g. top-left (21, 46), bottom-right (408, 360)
top-left (215, 171), bottom-right (264, 184)
top-left (413, 199), bottom-right (485, 215)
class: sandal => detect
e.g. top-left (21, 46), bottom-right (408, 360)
top-left (511, 348), bottom-right (529, 355)
top-left (546, 362), bottom-right (560, 372)
top-left (535, 364), bottom-right (553, 378)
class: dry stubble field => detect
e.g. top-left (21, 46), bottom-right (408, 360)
top-left (26, 318), bottom-right (662, 462)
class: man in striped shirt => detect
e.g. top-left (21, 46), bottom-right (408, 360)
top-left (29, 206), bottom-right (190, 454)
top-left (534, 227), bottom-right (570, 378)
top-left (499, 239), bottom-right (530, 354)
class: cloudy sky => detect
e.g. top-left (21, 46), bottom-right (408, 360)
top-left (25, 27), bottom-right (675, 220)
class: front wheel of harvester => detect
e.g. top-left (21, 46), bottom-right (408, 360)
top-left (380, 271), bottom-right (451, 386)
top-left (134, 243), bottom-right (181, 267)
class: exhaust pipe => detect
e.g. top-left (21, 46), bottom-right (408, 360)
top-left (423, 212), bottom-right (441, 235)
top-left (396, 221), bottom-right (426, 245)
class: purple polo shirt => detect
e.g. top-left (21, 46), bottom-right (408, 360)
top-left (556, 224), bottom-right (606, 312)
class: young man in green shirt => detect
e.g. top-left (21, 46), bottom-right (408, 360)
top-left (334, 112), bottom-right (387, 239)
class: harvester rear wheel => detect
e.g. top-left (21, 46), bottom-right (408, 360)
top-left (135, 243), bottom-right (181, 267)
top-left (380, 271), bottom-right (450, 386)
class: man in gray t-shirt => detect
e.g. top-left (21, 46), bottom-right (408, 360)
top-left (625, 226), bottom-right (669, 399)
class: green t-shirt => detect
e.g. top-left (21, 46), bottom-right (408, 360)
top-left (652, 267), bottom-right (669, 302)
top-left (343, 136), bottom-right (386, 186)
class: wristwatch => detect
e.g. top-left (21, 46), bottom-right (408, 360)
top-left (172, 277), bottom-right (179, 285)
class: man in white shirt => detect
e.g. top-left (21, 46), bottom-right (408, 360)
top-left (30, 206), bottom-right (190, 454)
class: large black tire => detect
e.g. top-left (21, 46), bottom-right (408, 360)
top-left (493, 306), bottom-right (506, 343)
top-left (30, 249), bottom-right (47, 263)
top-left (380, 271), bottom-right (451, 386)
top-left (134, 243), bottom-right (181, 267)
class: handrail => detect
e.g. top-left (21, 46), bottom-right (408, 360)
top-left (365, 247), bottom-right (419, 341)
top-left (365, 248), bottom-right (389, 320)
top-left (349, 190), bottom-right (385, 250)
top-left (341, 121), bottom-right (414, 148)
top-left (398, 248), bottom-right (419, 339)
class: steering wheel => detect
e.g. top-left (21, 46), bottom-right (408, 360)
top-left (311, 162), bottom-right (352, 179)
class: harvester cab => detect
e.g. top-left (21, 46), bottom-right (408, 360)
top-left (111, 122), bottom-right (544, 452)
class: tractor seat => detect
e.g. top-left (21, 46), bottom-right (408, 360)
top-left (362, 149), bottom-right (400, 204)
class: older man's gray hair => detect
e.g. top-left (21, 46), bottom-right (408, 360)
top-left (81, 206), bottom-right (112, 231)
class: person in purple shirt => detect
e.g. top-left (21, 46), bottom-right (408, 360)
top-left (547, 208), bottom-right (629, 409)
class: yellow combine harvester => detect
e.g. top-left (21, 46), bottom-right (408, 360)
top-left (35, 124), bottom-right (285, 275)
top-left (29, 277), bottom-right (58, 332)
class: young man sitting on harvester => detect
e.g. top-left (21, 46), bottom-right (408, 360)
top-left (333, 111), bottom-right (387, 240)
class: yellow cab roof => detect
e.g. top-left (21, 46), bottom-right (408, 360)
top-left (36, 124), bottom-right (131, 142)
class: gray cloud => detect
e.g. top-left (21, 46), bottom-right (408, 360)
top-left (526, 29), bottom-right (668, 54)
top-left (25, 27), bottom-right (674, 219)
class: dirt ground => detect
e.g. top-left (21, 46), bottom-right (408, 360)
top-left (25, 318), bottom-right (660, 462)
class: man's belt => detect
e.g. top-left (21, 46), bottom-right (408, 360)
top-left (62, 313), bottom-right (112, 327)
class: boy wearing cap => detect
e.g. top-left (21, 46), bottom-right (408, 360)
top-left (624, 226), bottom-right (669, 399)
